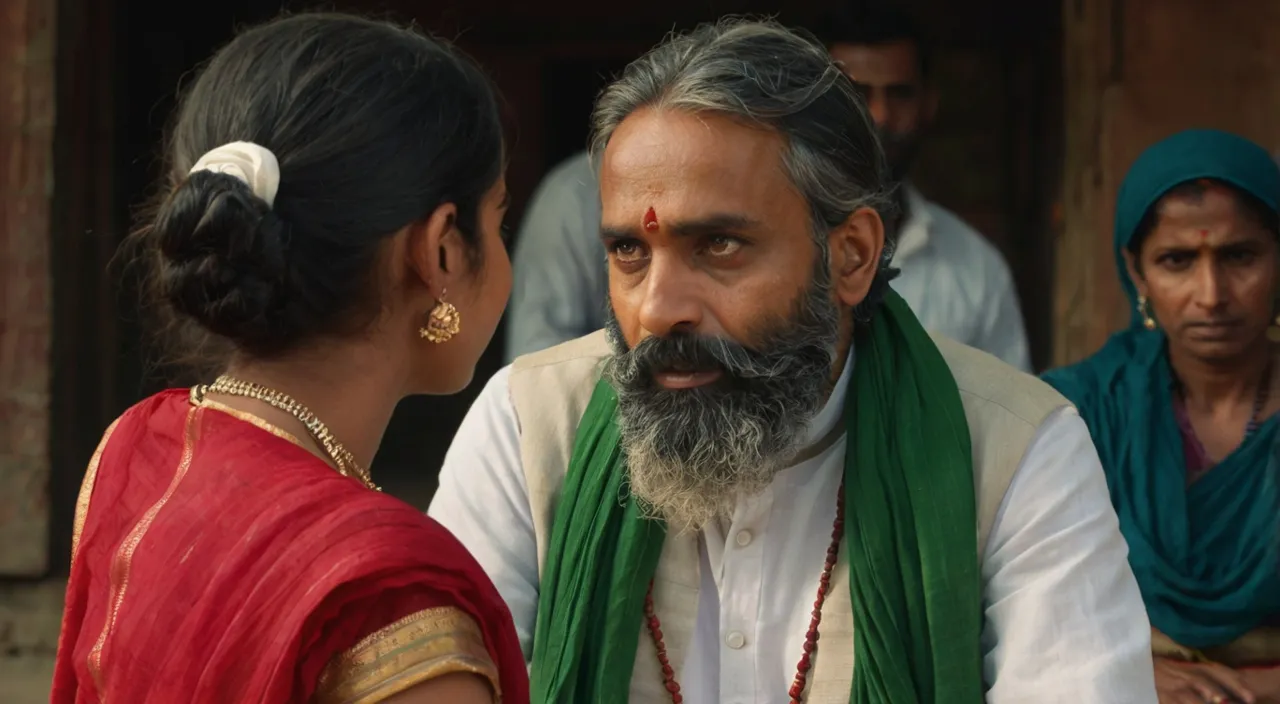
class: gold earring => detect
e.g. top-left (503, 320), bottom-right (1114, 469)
top-left (419, 290), bottom-right (461, 343)
top-left (1137, 295), bottom-right (1157, 330)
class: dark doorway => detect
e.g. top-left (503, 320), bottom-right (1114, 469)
top-left (541, 56), bottom-right (633, 167)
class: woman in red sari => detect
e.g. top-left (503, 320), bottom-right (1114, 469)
top-left (51, 13), bottom-right (528, 704)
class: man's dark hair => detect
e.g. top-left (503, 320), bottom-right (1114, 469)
top-left (590, 18), bottom-right (899, 323)
top-left (819, 3), bottom-right (931, 79)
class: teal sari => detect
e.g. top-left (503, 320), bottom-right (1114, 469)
top-left (1042, 129), bottom-right (1280, 650)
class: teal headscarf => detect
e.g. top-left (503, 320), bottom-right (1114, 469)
top-left (1043, 129), bottom-right (1280, 649)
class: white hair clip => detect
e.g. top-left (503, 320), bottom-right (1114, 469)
top-left (188, 141), bottom-right (281, 207)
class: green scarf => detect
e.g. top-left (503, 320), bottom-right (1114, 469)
top-left (530, 291), bottom-right (983, 703)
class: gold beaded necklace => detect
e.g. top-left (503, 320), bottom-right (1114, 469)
top-left (190, 375), bottom-right (380, 491)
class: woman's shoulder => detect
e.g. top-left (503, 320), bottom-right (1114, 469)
top-left (251, 471), bottom-right (474, 571)
top-left (1041, 329), bottom-right (1160, 407)
top-left (104, 389), bottom-right (487, 582)
top-left (110, 388), bottom-right (195, 433)
top-left (282, 489), bottom-right (519, 702)
top-left (317, 485), bottom-right (475, 565)
top-left (167, 399), bottom-right (474, 570)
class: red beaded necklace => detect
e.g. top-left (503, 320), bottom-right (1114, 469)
top-left (644, 482), bottom-right (846, 704)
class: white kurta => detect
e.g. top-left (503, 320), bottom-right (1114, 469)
top-left (429, 362), bottom-right (1158, 703)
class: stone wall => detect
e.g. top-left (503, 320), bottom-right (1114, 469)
top-left (0, 581), bottom-right (62, 702)
top-left (0, 0), bottom-right (56, 577)
top-left (0, 0), bottom-right (59, 699)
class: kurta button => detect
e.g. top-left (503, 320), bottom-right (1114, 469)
top-left (725, 630), bottom-right (747, 649)
top-left (734, 530), bottom-right (752, 547)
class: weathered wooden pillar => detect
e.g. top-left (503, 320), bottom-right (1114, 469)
top-left (1055, 0), bottom-right (1119, 367)
top-left (1055, 0), bottom-right (1280, 366)
top-left (0, 0), bottom-right (57, 577)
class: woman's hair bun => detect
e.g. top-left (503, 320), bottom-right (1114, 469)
top-left (150, 169), bottom-right (298, 355)
top-left (133, 14), bottom-right (505, 367)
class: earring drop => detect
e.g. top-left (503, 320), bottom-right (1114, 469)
top-left (419, 289), bottom-right (461, 343)
top-left (1137, 295), bottom-right (1157, 331)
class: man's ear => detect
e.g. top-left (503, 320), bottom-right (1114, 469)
top-left (828, 206), bottom-right (885, 308)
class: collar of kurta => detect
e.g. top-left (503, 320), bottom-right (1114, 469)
top-left (891, 182), bottom-right (934, 264)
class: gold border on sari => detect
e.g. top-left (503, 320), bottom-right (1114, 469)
top-left (71, 417), bottom-right (121, 566)
top-left (315, 606), bottom-right (501, 704)
top-left (193, 397), bottom-right (306, 448)
top-left (87, 406), bottom-right (203, 699)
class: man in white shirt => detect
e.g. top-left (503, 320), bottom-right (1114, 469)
top-left (825, 4), bottom-right (1030, 371)
top-left (433, 18), bottom-right (1156, 704)
top-left (505, 8), bottom-right (1031, 371)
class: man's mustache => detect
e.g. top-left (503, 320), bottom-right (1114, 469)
top-left (609, 332), bottom-right (777, 387)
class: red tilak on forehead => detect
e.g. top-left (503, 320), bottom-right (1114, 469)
top-left (643, 206), bottom-right (659, 231)
top-left (1199, 229), bottom-right (1209, 239)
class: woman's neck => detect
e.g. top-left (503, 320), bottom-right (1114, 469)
top-left (1169, 341), bottom-right (1273, 411)
top-left (216, 342), bottom-right (405, 475)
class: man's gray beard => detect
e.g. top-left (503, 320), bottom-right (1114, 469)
top-left (603, 263), bottom-right (842, 534)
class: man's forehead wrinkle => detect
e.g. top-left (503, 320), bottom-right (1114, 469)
top-left (608, 139), bottom-right (696, 178)
top-left (602, 167), bottom-right (667, 202)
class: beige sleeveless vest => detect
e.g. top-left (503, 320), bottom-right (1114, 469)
top-left (508, 330), bottom-right (1071, 702)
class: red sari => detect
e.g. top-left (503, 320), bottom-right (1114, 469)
top-left (51, 390), bottom-right (529, 703)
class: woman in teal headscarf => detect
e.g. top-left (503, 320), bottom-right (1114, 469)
top-left (1044, 129), bottom-right (1280, 704)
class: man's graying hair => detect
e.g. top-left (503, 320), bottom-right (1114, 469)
top-left (589, 18), bottom-right (900, 321)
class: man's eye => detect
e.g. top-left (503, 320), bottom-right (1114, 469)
top-left (609, 240), bottom-right (646, 262)
top-left (705, 236), bottom-right (742, 257)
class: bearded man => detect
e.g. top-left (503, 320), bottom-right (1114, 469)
top-left (430, 19), bottom-right (1157, 704)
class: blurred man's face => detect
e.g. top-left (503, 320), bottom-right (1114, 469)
top-left (829, 40), bottom-right (935, 181)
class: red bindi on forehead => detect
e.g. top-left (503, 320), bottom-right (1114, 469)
top-left (643, 206), bottom-right (659, 231)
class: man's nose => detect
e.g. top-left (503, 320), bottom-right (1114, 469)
top-left (636, 254), bottom-right (703, 336)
